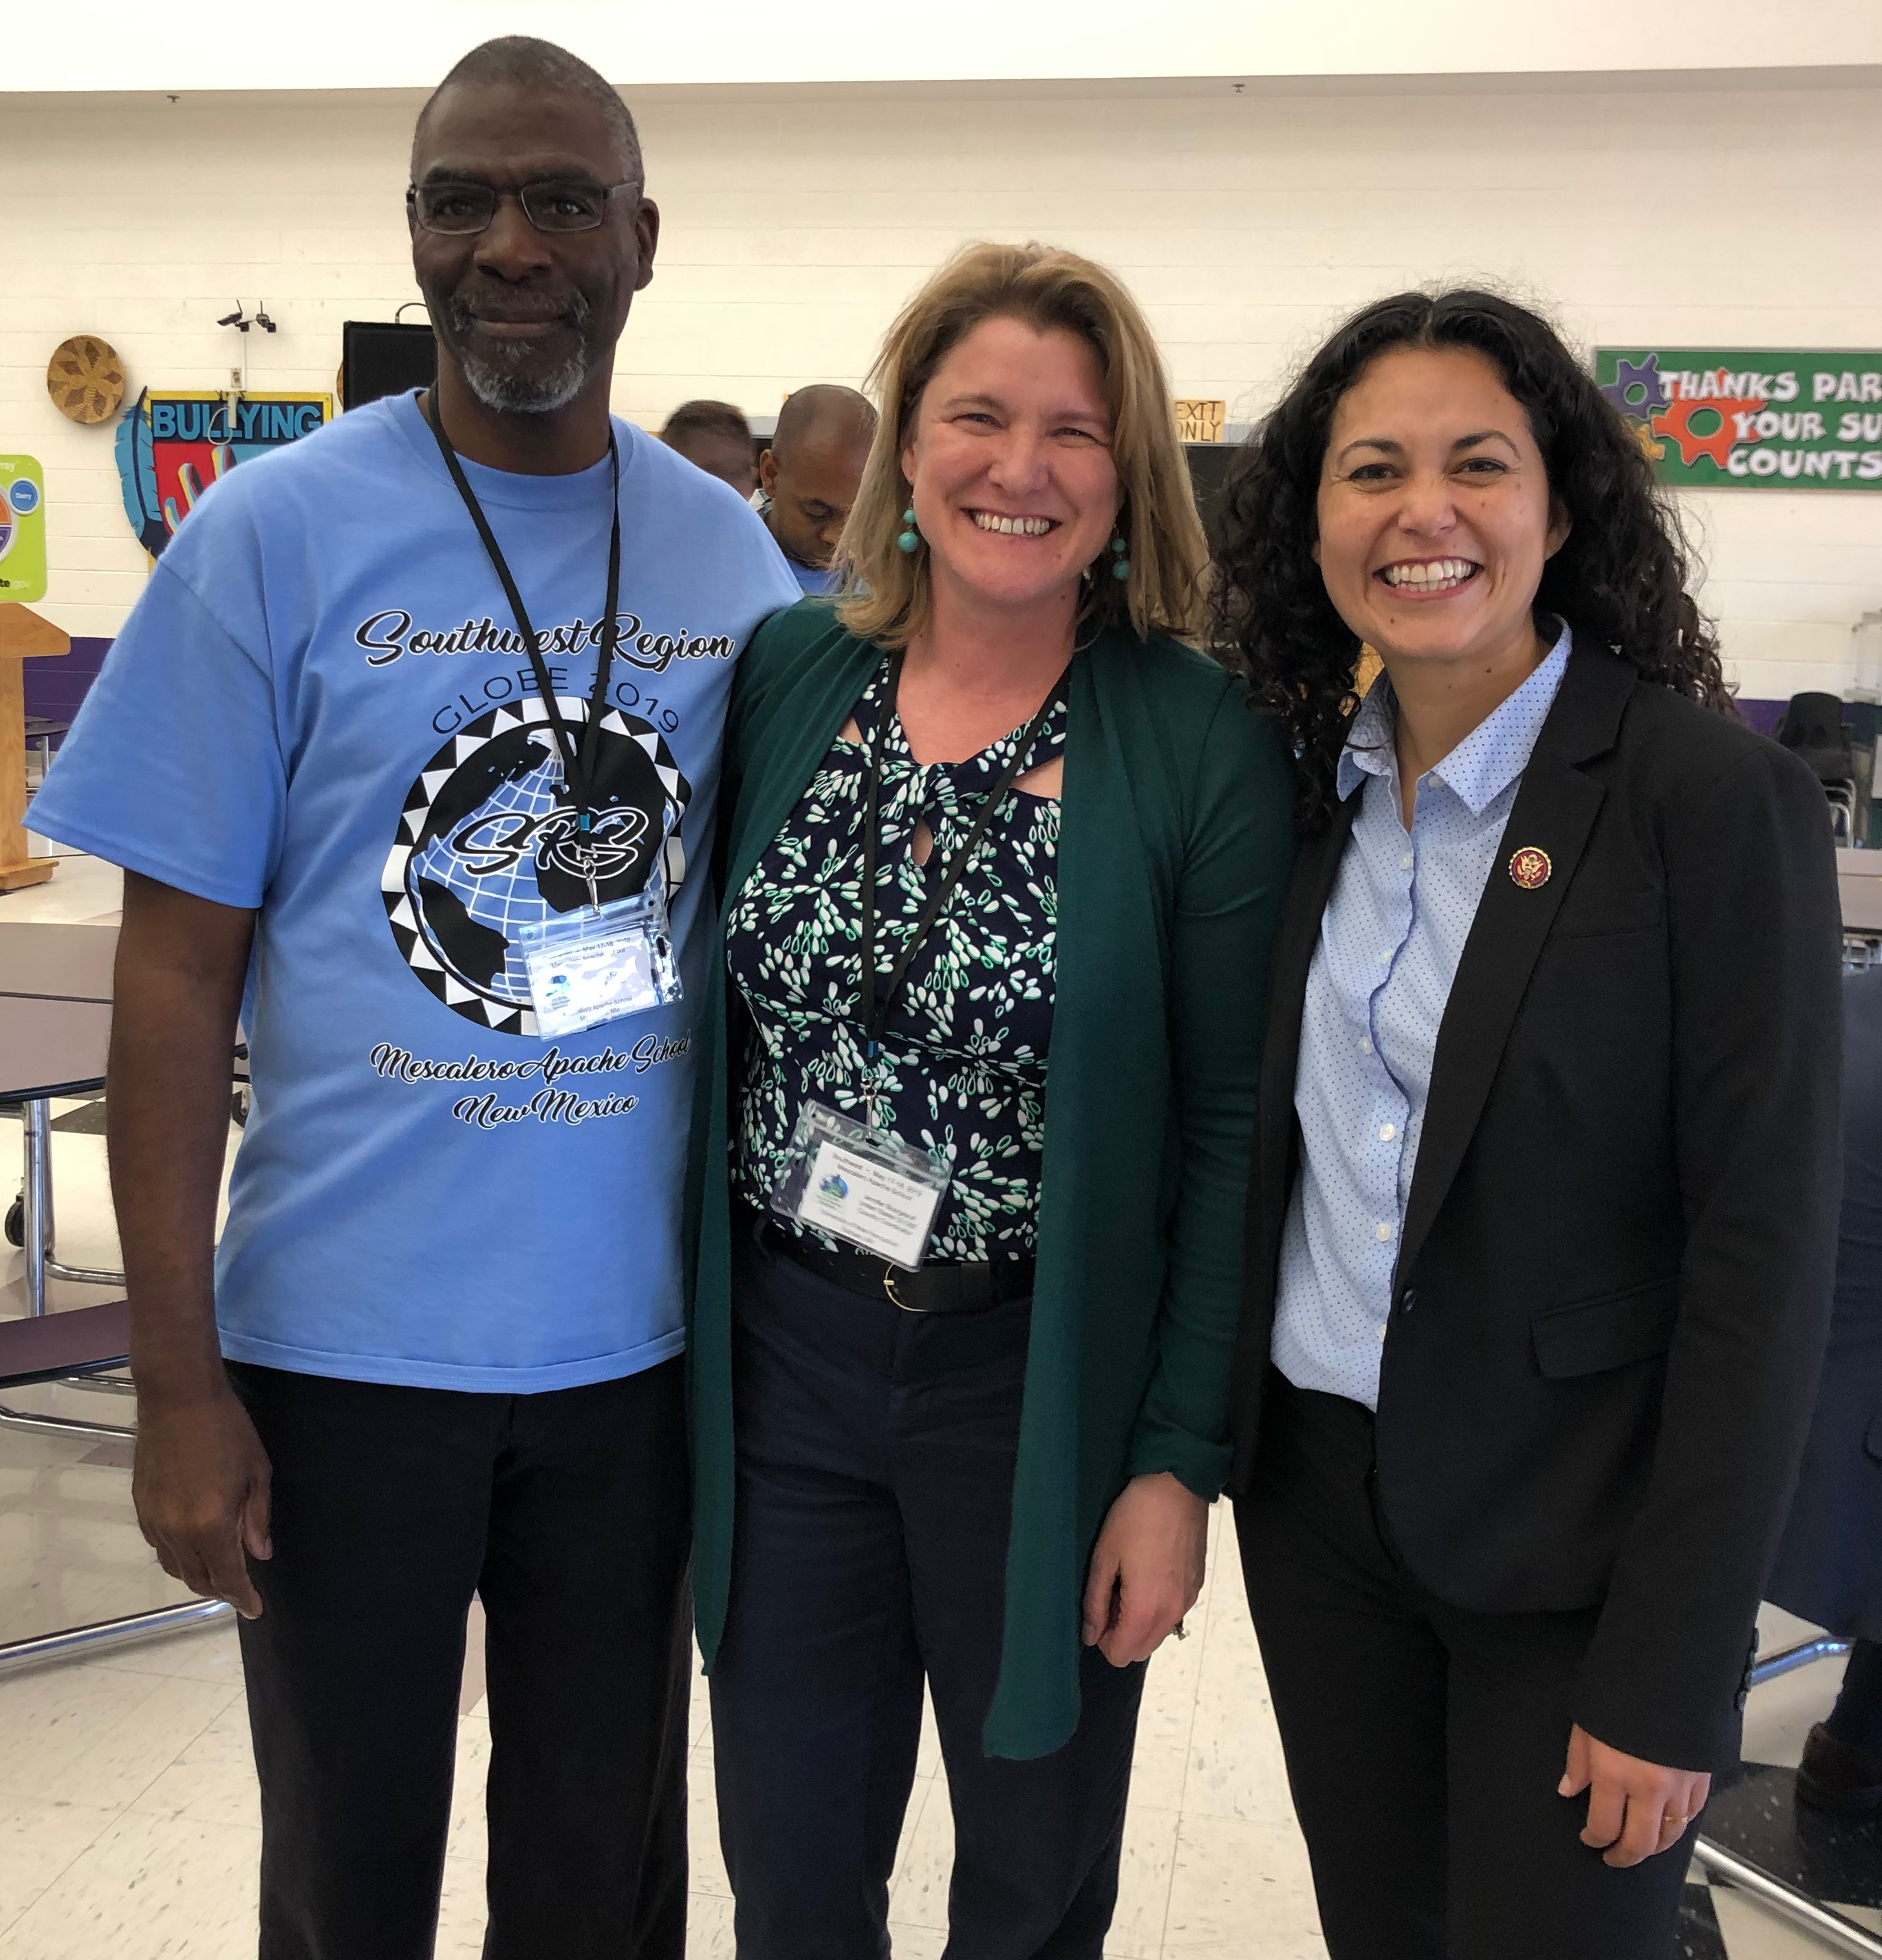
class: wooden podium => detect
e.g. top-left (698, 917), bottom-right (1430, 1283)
top-left (0, 606), bottom-right (66, 893)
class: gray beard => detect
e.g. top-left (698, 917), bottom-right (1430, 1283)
top-left (447, 294), bottom-right (592, 415)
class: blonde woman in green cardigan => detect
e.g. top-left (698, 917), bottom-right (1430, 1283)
top-left (684, 243), bottom-right (1295, 1957)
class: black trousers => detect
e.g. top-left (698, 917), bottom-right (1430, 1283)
top-left (228, 1357), bottom-right (691, 1960)
top-left (709, 1219), bottom-right (1145, 1960)
top-left (1825, 1637), bottom-right (1882, 1756)
top-left (1234, 1373), bottom-right (1696, 1960)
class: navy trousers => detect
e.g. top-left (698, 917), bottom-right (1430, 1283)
top-left (709, 1219), bottom-right (1145, 1959)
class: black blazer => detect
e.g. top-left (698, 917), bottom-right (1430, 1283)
top-left (1229, 643), bottom-right (1844, 1773)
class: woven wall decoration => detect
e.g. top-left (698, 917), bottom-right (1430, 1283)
top-left (45, 337), bottom-right (127, 426)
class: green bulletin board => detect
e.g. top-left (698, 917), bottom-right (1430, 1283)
top-left (1595, 349), bottom-right (1882, 490)
top-left (0, 457), bottom-right (47, 605)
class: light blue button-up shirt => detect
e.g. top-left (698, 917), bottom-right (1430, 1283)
top-left (1273, 624), bottom-right (1572, 1409)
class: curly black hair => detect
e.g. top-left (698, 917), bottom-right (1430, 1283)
top-left (1210, 288), bottom-right (1734, 832)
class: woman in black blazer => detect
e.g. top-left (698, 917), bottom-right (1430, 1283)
top-left (1212, 289), bottom-right (1844, 1959)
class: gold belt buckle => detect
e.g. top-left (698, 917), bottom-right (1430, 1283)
top-left (882, 1266), bottom-right (922, 1313)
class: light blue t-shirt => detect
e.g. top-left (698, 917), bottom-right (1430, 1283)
top-left (34, 391), bottom-right (799, 1392)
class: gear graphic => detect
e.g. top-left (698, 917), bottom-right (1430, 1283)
top-left (1601, 355), bottom-right (1667, 422)
top-left (1650, 394), bottom-right (1765, 470)
top-left (1627, 422), bottom-right (1667, 464)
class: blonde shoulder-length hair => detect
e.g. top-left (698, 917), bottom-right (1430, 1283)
top-left (834, 241), bottom-right (1209, 649)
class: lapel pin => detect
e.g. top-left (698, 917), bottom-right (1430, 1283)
top-left (1508, 846), bottom-right (1552, 891)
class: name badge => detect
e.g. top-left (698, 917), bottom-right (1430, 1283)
top-left (768, 1100), bottom-right (952, 1271)
top-left (515, 872), bottom-right (680, 1038)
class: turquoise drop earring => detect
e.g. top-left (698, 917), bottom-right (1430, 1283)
top-left (897, 505), bottom-right (921, 554)
top-left (1110, 530), bottom-right (1131, 580)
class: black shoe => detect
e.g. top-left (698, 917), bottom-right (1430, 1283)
top-left (1797, 1723), bottom-right (1882, 1815)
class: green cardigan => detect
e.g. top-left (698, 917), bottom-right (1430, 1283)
top-left (684, 600), bottom-right (1295, 1760)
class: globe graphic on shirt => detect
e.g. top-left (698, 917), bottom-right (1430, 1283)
top-left (380, 695), bottom-right (691, 1036)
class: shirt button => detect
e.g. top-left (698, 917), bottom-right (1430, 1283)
top-left (1374, 1221), bottom-right (1394, 1241)
top-left (1378, 1123), bottom-right (1396, 1142)
top-left (1359, 1037), bottom-right (1373, 1055)
top-left (1400, 853), bottom-right (1413, 871)
top-left (1376, 1325), bottom-right (1387, 1342)
top-left (1378, 949), bottom-right (1392, 965)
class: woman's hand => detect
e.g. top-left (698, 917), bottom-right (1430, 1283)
top-left (1559, 1724), bottom-right (1711, 1866)
top-left (1081, 1471), bottom-right (1208, 1667)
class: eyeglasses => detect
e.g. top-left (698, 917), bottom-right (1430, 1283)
top-left (407, 179), bottom-right (636, 236)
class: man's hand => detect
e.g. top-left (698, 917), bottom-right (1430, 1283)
top-left (1559, 1723), bottom-right (1711, 1866)
top-left (1081, 1471), bottom-right (1207, 1668)
top-left (132, 1384), bottom-right (272, 1620)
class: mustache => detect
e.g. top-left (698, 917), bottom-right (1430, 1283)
top-left (446, 289), bottom-right (592, 333)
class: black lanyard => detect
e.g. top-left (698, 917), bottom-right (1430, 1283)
top-left (856, 649), bottom-right (1066, 1066)
top-left (426, 392), bottom-right (623, 864)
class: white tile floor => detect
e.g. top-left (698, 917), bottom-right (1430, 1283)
top-left (0, 858), bottom-right (1858, 1959)
top-left (0, 850), bottom-right (125, 927)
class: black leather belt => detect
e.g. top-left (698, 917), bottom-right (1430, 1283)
top-left (764, 1221), bottom-right (1033, 1315)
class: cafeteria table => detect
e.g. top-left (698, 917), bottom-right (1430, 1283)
top-left (0, 922), bottom-right (123, 1313)
top-left (0, 942), bottom-right (235, 1670)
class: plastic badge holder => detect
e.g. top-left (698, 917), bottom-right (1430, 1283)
top-left (768, 1100), bottom-right (953, 1272)
top-left (515, 869), bottom-right (682, 1038)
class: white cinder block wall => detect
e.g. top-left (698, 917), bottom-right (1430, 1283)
top-left (3, 78), bottom-right (1879, 699)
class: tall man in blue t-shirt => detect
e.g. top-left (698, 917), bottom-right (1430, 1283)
top-left (34, 36), bottom-right (797, 1960)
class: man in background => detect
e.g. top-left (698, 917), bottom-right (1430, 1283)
top-left (757, 382), bottom-right (876, 594)
top-left (660, 398), bottom-right (758, 497)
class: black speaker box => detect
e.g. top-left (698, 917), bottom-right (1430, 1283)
top-left (341, 320), bottom-right (437, 411)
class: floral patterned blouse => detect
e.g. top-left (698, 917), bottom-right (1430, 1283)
top-left (725, 658), bottom-right (1066, 1263)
